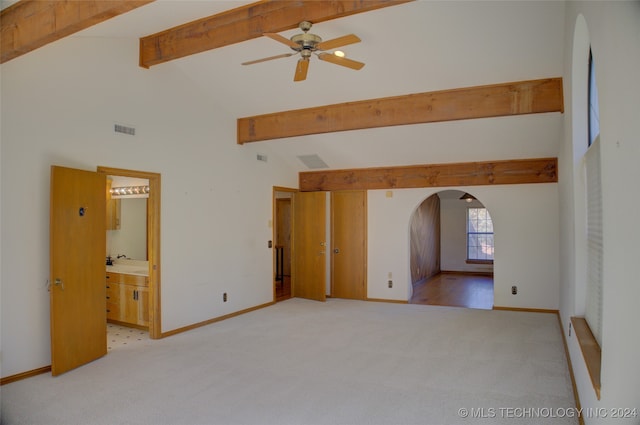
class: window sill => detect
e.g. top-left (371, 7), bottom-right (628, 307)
top-left (571, 316), bottom-right (601, 400)
top-left (465, 259), bottom-right (494, 265)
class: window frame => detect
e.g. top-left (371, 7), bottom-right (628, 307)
top-left (466, 207), bottom-right (494, 264)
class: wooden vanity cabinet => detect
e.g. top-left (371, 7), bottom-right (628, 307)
top-left (105, 278), bottom-right (121, 320)
top-left (106, 272), bottom-right (149, 327)
top-left (121, 284), bottom-right (149, 327)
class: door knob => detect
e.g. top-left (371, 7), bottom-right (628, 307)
top-left (54, 278), bottom-right (64, 290)
top-left (334, 248), bottom-right (340, 254)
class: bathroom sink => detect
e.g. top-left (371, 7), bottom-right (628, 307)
top-left (106, 262), bottom-right (149, 276)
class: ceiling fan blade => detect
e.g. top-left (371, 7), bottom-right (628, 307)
top-left (264, 33), bottom-right (300, 49)
top-left (316, 34), bottom-right (361, 51)
top-left (242, 53), bottom-right (294, 66)
top-left (294, 58), bottom-right (309, 82)
top-left (317, 53), bottom-right (365, 70)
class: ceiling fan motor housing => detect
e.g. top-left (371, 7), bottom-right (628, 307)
top-left (242, 20), bottom-right (363, 81)
top-left (291, 33), bottom-right (322, 52)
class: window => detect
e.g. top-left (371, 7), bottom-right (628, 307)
top-left (570, 26), bottom-right (602, 400)
top-left (585, 136), bottom-right (603, 346)
top-left (585, 47), bottom-right (603, 346)
top-left (588, 49), bottom-right (600, 146)
top-left (467, 207), bottom-right (494, 262)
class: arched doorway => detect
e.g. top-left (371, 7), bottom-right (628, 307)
top-left (409, 190), bottom-right (494, 309)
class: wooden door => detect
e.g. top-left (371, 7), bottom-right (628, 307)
top-left (50, 166), bottom-right (107, 375)
top-left (292, 191), bottom-right (326, 301)
top-left (331, 191), bottom-right (367, 300)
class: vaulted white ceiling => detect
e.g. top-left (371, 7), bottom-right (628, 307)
top-left (4, 0), bottom-right (566, 172)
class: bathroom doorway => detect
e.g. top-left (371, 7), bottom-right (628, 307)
top-left (98, 166), bottom-right (162, 339)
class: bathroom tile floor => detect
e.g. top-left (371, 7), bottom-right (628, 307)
top-left (107, 323), bottom-right (149, 351)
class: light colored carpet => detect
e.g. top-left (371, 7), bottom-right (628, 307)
top-left (1, 298), bottom-right (577, 425)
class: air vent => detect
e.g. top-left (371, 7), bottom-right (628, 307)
top-left (297, 154), bottom-right (329, 169)
top-left (257, 154), bottom-right (268, 162)
top-left (114, 124), bottom-right (136, 136)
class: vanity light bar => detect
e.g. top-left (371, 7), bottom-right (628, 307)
top-left (110, 186), bottom-right (150, 196)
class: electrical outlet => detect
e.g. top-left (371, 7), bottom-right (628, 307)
top-left (511, 286), bottom-right (518, 295)
top-left (223, 292), bottom-right (228, 302)
top-left (388, 280), bottom-right (393, 288)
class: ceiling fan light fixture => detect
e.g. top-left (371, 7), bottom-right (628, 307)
top-left (460, 192), bottom-right (477, 203)
top-left (334, 50), bottom-right (345, 57)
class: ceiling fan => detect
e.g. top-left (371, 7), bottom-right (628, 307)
top-left (242, 21), bottom-right (365, 82)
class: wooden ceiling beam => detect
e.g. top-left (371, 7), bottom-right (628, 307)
top-left (299, 158), bottom-right (558, 192)
top-left (139, 0), bottom-right (413, 68)
top-left (238, 78), bottom-right (563, 144)
top-left (1, 0), bottom-right (155, 64)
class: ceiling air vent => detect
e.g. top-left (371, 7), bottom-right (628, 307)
top-left (297, 154), bottom-right (329, 169)
top-left (257, 154), bottom-right (268, 162)
top-left (114, 123), bottom-right (136, 136)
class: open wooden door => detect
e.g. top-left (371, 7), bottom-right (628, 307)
top-left (331, 190), bottom-right (367, 300)
top-left (292, 191), bottom-right (326, 301)
top-left (50, 166), bottom-right (107, 375)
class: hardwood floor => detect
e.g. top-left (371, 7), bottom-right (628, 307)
top-left (278, 272), bottom-right (492, 309)
top-left (275, 275), bottom-right (291, 302)
top-left (410, 272), bottom-right (494, 310)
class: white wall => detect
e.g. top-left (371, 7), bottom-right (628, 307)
top-left (368, 184), bottom-right (559, 310)
top-left (439, 192), bottom-right (494, 274)
top-left (0, 1), bottom-right (569, 380)
top-left (559, 2), bottom-right (640, 421)
top-left (0, 36), bottom-right (298, 378)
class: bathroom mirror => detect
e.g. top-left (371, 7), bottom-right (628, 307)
top-left (107, 176), bottom-right (148, 261)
